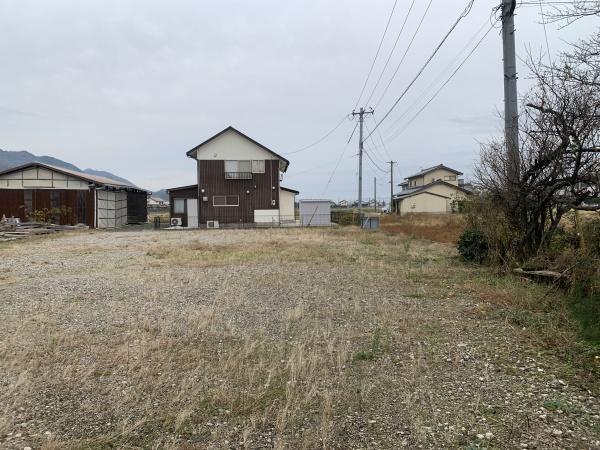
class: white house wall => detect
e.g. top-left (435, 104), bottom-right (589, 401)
top-left (398, 192), bottom-right (450, 214)
top-left (96, 190), bottom-right (128, 228)
top-left (0, 166), bottom-right (89, 190)
top-left (195, 130), bottom-right (278, 161)
top-left (279, 190), bottom-right (296, 220)
top-left (254, 209), bottom-right (280, 224)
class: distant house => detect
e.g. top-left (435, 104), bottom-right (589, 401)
top-left (148, 196), bottom-right (168, 208)
top-left (168, 126), bottom-right (299, 227)
top-left (393, 164), bottom-right (470, 215)
top-left (337, 200), bottom-right (349, 208)
top-left (0, 162), bottom-right (148, 227)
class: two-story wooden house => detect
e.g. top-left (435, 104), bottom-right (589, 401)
top-left (393, 164), bottom-right (471, 215)
top-left (168, 126), bottom-right (299, 227)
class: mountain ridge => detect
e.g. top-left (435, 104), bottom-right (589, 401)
top-left (0, 149), bottom-right (134, 186)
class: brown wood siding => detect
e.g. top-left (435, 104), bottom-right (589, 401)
top-left (198, 160), bottom-right (279, 224)
top-left (0, 189), bottom-right (94, 226)
top-left (0, 190), bottom-right (25, 220)
top-left (126, 191), bottom-right (148, 224)
top-left (169, 186), bottom-right (198, 227)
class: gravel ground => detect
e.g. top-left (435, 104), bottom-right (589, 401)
top-left (0, 228), bottom-right (598, 449)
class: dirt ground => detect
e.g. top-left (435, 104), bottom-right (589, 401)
top-left (0, 228), bottom-right (598, 449)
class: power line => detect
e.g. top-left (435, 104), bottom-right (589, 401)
top-left (363, 121), bottom-right (390, 164)
top-left (354, 0), bottom-right (399, 109)
top-left (364, 148), bottom-right (389, 174)
top-left (382, 15), bottom-right (492, 140)
top-left (373, 0), bottom-right (434, 109)
top-left (364, 0), bottom-right (417, 106)
top-left (365, 0), bottom-right (475, 140)
top-left (322, 121), bottom-right (359, 194)
top-left (283, 115), bottom-right (350, 155)
top-left (384, 20), bottom-right (497, 143)
top-left (537, 0), bottom-right (553, 67)
top-left (372, 113), bottom-right (393, 160)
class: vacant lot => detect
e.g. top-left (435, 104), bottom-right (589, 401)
top-left (0, 228), bottom-right (598, 449)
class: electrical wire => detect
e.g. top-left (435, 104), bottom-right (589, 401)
top-left (373, 0), bottom-right (434, 109)
top-left (381, 15), bottom-right (492, 139)
top-left (537, 0), bottom-right (553, 66)
top-left (283, 115), bottom-right (351, 155)
top-left (385, 20), bottom-right (497, 143)
top-left (363, 121), bottom-right (390, 165)
top-left (365, 0), bottom-right (475, 140)
top-left (322, 121), bottom-right (360, 194)
top-left (354, 0), bottom-right (399, 109)
top-left (363, 0), bottom-right (417, 106)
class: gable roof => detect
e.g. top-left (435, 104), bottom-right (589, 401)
top-left (167, 184), bottom-right (198, 192)
top-left (0, 162), bottom-right (148, 192)
top-left (394, 180), bottom-right (471, 200)
top-left (186, 126), bottom-right (290, 172)
top-left (405, 164), bottom-right (462, 180)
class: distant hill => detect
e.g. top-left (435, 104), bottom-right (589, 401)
top-left (152, 189), bottom-right (169, 201)
top-left (0, 149), bottom-right (134, 185)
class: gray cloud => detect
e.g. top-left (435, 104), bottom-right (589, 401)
top-left (0, 0), bottom-right (594, 200)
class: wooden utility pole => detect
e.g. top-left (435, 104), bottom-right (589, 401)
top-left (351, 107), bottom-right (374, 224)
top-left (502, 0), bottom-right (520, 186)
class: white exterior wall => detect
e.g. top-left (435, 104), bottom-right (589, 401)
top-left (421, 169), bottom-right (460, 186)
top-left (195, 130), bottom-right (278, 161)
top-left (398, 192), bottom-right (450, 214)
top-left (279, 190), bottom-right (296, 220)
top-left (97, 190), bottom-right (127, 228)
top-left (254, 209), bottom-right (280, 224)
top-left (0, 166), bottom-right (89, 190)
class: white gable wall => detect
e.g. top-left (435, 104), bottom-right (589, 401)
top-left (194, 130), bottom-right (278, 161)
top-left (0, 166), bottom-right (89, 190)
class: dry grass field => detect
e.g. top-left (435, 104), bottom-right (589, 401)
top-left (380, 213), bottom-right (467, 244)
top-left (0, 227), bottom-right (598, 449)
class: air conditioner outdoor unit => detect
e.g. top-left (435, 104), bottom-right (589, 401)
top-left (170, 217), bottom-right (182, 226)
top-left (207, 220), bottom-right (219, 229)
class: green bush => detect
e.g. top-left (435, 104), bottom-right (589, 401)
top-left (457, 228), bottom-right (488, 264)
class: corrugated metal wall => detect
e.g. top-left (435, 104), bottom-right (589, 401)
top-left (97, 190), bottom-right (127, 228)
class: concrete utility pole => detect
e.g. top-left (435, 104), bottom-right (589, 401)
top-left (352, 107), bottom-right (374, 224)
top-left (502, 0), bottom-right (520, 186)
top-left (389, 161), bottom-right (396, 214)
top-left (374, 177), bottom-right (377, 212)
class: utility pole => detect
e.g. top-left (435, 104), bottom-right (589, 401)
top-left (389, 161), bottom-right (396, 214)
top-left (502, 0), bottom-right (520, 187)
top-left (351, 107), bottom-right (374, 225)
top-left (373, 177), bottom-right (377, 212)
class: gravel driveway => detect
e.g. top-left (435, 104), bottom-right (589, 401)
top-left (0, 228), bottom-right (598, 449)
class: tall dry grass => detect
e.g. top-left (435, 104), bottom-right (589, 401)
top-left (380, 213), bottom-right (466, 244)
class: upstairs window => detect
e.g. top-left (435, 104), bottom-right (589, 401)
top-left (213, 195), bottom-right (239, 206)
top-left (252, 160), bottom-right (265, 173)
top-left (225, 160), bottom-right (252, 179)
top-left (444, 175), bottom-right (457, 181)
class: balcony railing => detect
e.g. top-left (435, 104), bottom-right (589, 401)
top-left (225, 172), bottom-right (252, 180)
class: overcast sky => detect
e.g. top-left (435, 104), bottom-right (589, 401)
top-left (0, 1), bottom-right (596, 200)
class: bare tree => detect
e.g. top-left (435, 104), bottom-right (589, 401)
top-left (474, 35), bottom-right (600, 259)
top-left (544, 0), bottom-right (600, 26)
